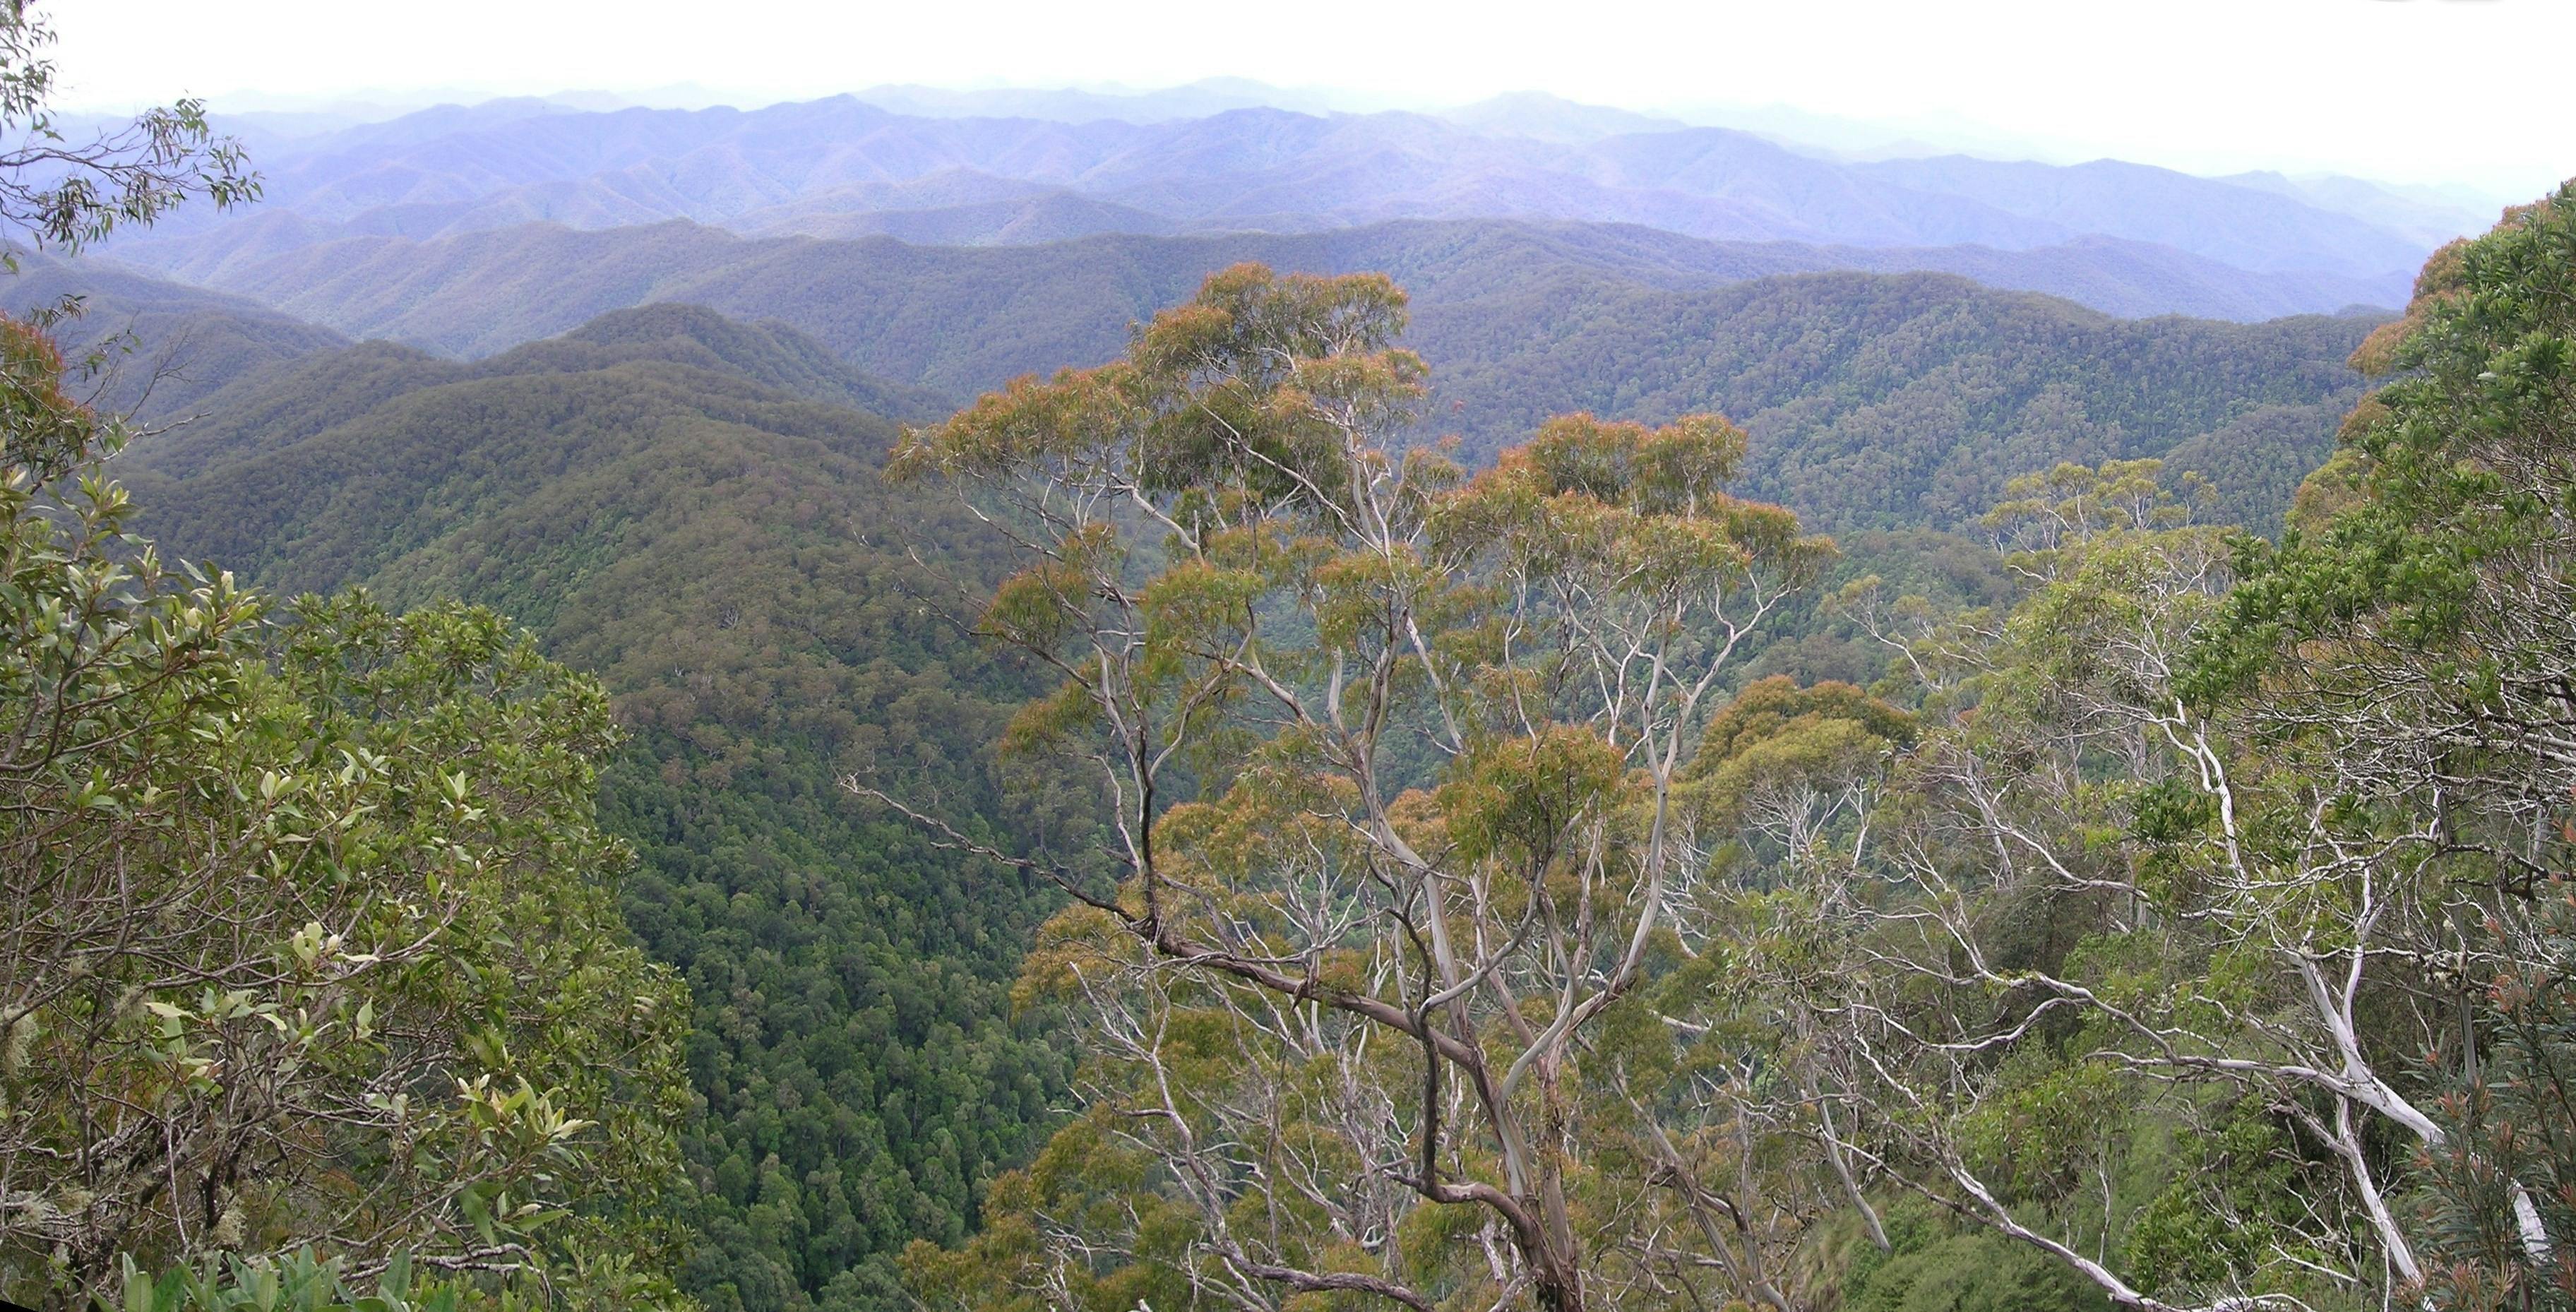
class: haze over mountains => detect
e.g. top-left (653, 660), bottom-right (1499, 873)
top-left (90, 86), bottom-right (2477, 328)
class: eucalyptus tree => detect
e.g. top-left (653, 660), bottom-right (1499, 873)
top-left (1807, 463), bottom-right (2413, 1312)
top-left (2200, 181), bottom-right (2576, 1311)
top-left (1773, 186), bottom-right (2576, 1312)
top-left (866, 264), bottom-right (1830, 1312)
top-left (1801, 184), bottom-right (2576, 1307)
top-left (0, 0), bottom-right (258, 258)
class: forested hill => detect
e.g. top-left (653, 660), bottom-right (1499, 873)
top-left (126, 306), bottom-right (1084, 1312)
top-left (1416, 270), bottom-right (2380, 529)
top-left (3, 250), bottom-right (350, 416)
top-left (119, 220), bottom-right (2380, 531)
top-left (122, 303), bottom-right (952, 487)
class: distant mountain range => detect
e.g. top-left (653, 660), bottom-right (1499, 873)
top-left (109, 215), bottom-right (2380, 383)
top-left (131, 212), bottom-right (2404, 367)
top-left (93, 91), bottom-right (2472, 321)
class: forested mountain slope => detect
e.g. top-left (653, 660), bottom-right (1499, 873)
top-left (1412, 268), bottom-right (2378, 527)
top-left (124, 306), bottom-right (1085, 1312)
top-left (127, 220), bottom-right (2377, 530)
top-left (2, 249), bottom-right (350, 415)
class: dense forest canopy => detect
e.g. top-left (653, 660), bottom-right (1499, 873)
top-left (115, 305), bottom-right (1087, 1312)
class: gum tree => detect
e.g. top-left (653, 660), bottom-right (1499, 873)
top-left (866, 264), bottom-right (1828, 1312)
top-left (0, 0), bottom-right (257, 258)
top-left (2205, 182), bottom-right (2576, 1309)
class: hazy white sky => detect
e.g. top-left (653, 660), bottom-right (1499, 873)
top-left (50, 0), bottom-right (2573, 197)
